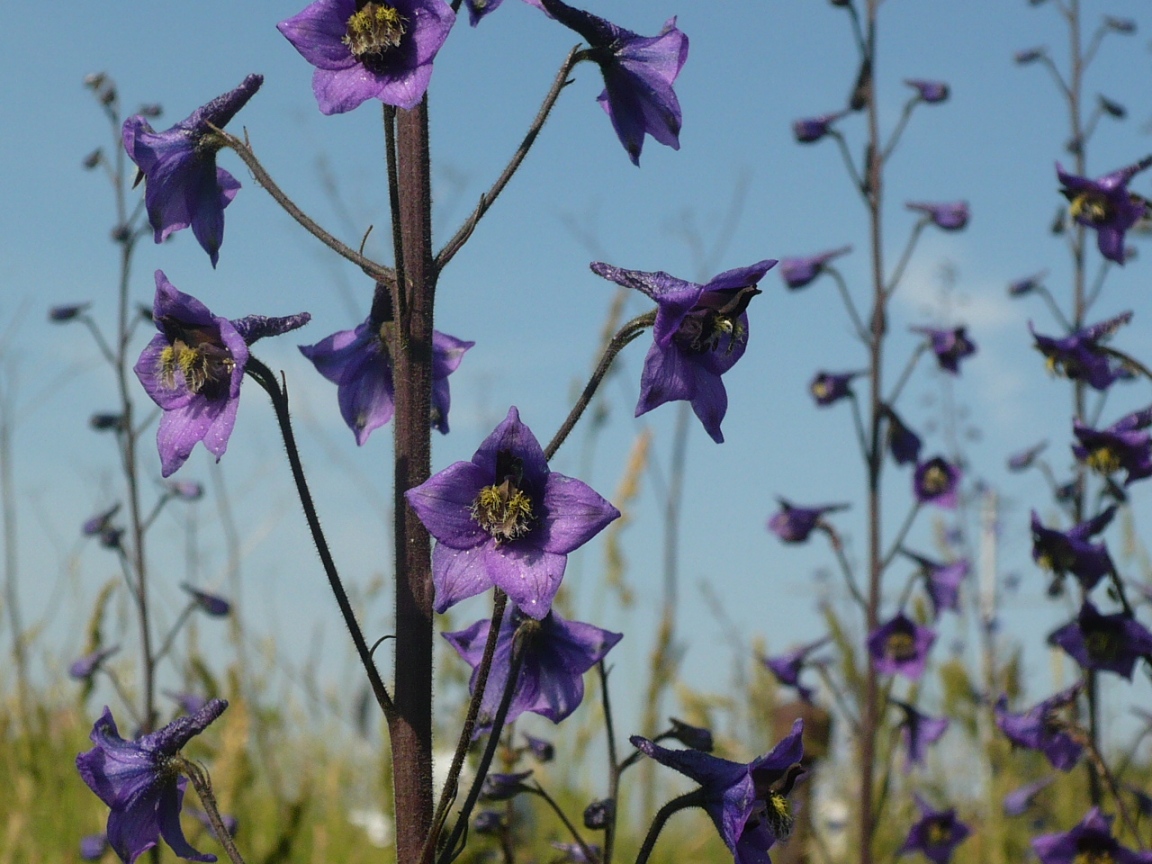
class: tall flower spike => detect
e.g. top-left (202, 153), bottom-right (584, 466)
top-left (134, 271), bottom-right (310, 477)
top-left (994, 684), bottom-right (1084, 771)
top-left (536, 0), bottom-right (688, 165)
top-left (1031, 310), bottom-right (1133, 391)
top-left (631, 719), bottom-right (805, 864)
top-left (406, 407), bottom-right (619, 618)
top-left (1048, 600), bottom-right (1152, 679)
top-left (1033, 807), bottom-right (1152, 864)
top-left (591, 259), bottom-right (775, 442)
top-left (443, 606), bottom-right (622, 732)
top-left (76, 699), bottom-right (228, 864)
top-left (123, 75), bottom-right (262, 267)
top-left (1058, 155), bottom-right (1152, 264)
top-left (278, 0), bottom-right (456, 114)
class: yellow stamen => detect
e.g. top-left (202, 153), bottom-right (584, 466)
top-left (471, 480), bottom-right (534, 543)
top-left (1086, 446), bottom-right (1122, 475)
top-left (344, 3), bottom-right (407, 57)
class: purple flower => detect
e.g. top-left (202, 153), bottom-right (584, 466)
top-left (134, 272), bottom-right (310, 477)
top-left (792, 111), bottom-right (848, 144)
top-left (474, 810), bottom-right (504, 834)
top-left (443, 607), bottom-right (621, 731)
top-left (1003, 777), bottom-right (1053, 817)
top-left (914, 456), bottom-right (961, 508)
top-left (76, 699), bottom-right (228, 864)
top-left (538, 0), bottom-right (688, 165)
top-left (80, 834), bottom-right (109, 861)
top-left (994, 684), bottom-right (1084, 771)
top-left (1048, 601), bottom-right (1152, 679)
top-left (1031, 311), bottom-right (1133, 391)
top-left (867, 612), bottom-right (936, 680)
top-left (809, 371), bottom-right (860, 406)
top-left (50, 302), bottom-right (91, 322)
top-left (90, 413), bottom-right (127, 432)
top-left (83, 504), bottom-right (122, 538)
top-left (591, 259), bottom-right (775, 443)
top-left (906, 553), bottom-right (968, 618)
top-left (779, 245), bottom-right (852, 289)
top-left (181, 583), bottom-right (231, 617)
top-left (899, 796), bottom-right (970, 864)
top-left (165, 691), bottom-right (210, 716)
top-left (1058, 156), bottom-right (1152, 264)
top-left (524, 733), bottom-right (555, 762)
top-left (278, 0), bottom-right (456, 114)
top-left (912, 326), bottom-right (977, 375)
top-left (481, 771), bottom-right (533, 801)
top-left (1030, 507), bottom-right (1115, 591)
top-left (300, 318), bottom-right (472, 444)
top-left (70, 645), bottom-right (121, 681)
top-left (893, 700), bottom-right (949, 771)
top-left (1008, 270), bottom-right (1047, 297)
top-left (1073, 407), bottom-right (1152, 486)
top-left (123, 75), bottom-right (262, 267)
top-left (762, 638), bottom-right (828, 703)
top-left (1015, 47), bottom-right (1046, 65)
top-left (667, 718), bottom-right (714, 752)
top-left (631, 719), bottom-right (805, 864)
top-left (767, 499), bottom-right (849, 544)
top-left (1105, 16), bottom-right (1136, 34)
top-left (1033, 807), bottom-right (1152, 864)
top-left (407, 407), bottom-right (618, 617)
top-left (165, 480), bottom-right (205, 501)
top-left (583, 798), bottom-right (614, 830)
top-left (906, 201), bottom-right (970, 231)
top-left (905, 79), bottom-right (949, 103)
top-left (1008, 440), bottom-right (1047, 472)
top-left (884, 405), bottom-right (922, 466)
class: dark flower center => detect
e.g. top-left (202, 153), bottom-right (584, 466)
top-left (675, 285), bottom-right (760, 357)
top-left (1082, 624), bottom-right (1122, 663)
top-left (749, 763), bottom-right (803, 841)
top-left (1085, 445), bottom-right (1122, 475)
top-left (925, 818), bottom-right (954, 847)
top-left (885, 630), bottom-right (918, 662)
top-left (345, 2), bottom-right (407, 71)
top-left (157, 319), bottom-right (234, 398)
top-left (1036, 545), bottom-right (1075, 574)
top-left (1074, 837), bottom-right (1115, 864)
top-left (1070, 192), bottom-right (1116, 226)
top-left (471, 451), bottom-right (533, 544)
top-left (921, 464), bottom-right (951, 495)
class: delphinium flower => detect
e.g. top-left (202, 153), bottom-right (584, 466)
top-left (50, 302), bottom-right (91, 322)
top-left (76, 699), bottom-right (228, 864)
top-left (809, 371), bottom-right (860, 407)
top-left (1030, 507), bottom-right (1115, 592)
top-left (444, 606), bottom-right (621, 731)
top-left (767, 499), bottom-right (849, 544)
top-left (762, 638), bottom-right (828, 703)
top-left (994, 683), bottom-right (1084, 771)
top-left (134, 271), bottom-right (310, 477)
top-left (165, 480), bottom-right (205, 501)
top-left (906, 553), bottom-right (969, 618)
top-left (1003, 777), bottom-right (1053, 817)
top-left (779, 245), bottom-right (852, 289)
top-left (792, 111), bottom-right (848, 144)
top-left (631, 719), bottom-right (805, 864)
top-left (1058, 156), bottom-right (1152, 264)
top-left (70, 646), bottom-right (121, 681)
top-left (1105, 16), bottom-right (1136, 34)
top-left (905, 201), bottom-right (970, 231)
top-left (904, 79), bottom-right (949, 104)
top-left (474, 810), bottom-right (504, 835)
top-left (583, 799), bottom-right (614, 830)
top-left (90, 413), bottom-right (127, 432)
top-left (1007, 270), bottom-right (1047, 297)
top-left (911, 326), bottom-right (977, 374)
top-left (667, 718), bottom-right (714, 751)
top-left (277, 0), bottom-right (456, 114)
top-left (481, 771), bottom-right (533, 801)
top-left (1072, 407), bottom-right (1152, 486)
top-left (535, 0), bottom-right (688, 165)
top-left (884, 406), bottom-right (922, 466)
top-left (406, 407), bottom-right (619, 617)
top-left (1048, 600), bottom-right (1152, 679)
top-left (898, 796), bottom-right (970, 864)
top-left (299, 317), bottom-right (472, 444)
top-left (83, 504), bottom-right (124, 548)
top-left (913, 456), bottom-right (961, 508)
top-left (590, 259), bottom-right (775, 442)
top-left (123, 75), bottom-right (262, 267)
top-left (523, 733), bottom-right (555, 762)
top-left (867, 612), bottom-right (936, 680)
top-left (1033, 807), bottom-right (1152, 864)
top-left (181, 583), bottom-right (231, 617)
top-left (80, 834), bottom-right (109, 861)
top-left (1031, 311), bottom-right (1133, 391)
top-left (1008, 440), bottom-right (1047, 472)
top-left (893, 700), bottom-right (949, 771)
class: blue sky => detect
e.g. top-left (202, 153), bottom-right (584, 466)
top-left (4, 1), bottom-right (1152, 744)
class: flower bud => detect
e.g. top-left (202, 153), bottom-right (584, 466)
top-left (583, 799), bottom-right (615, 830)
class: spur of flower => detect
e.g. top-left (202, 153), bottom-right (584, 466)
top-left (1033, 807), bottom-right (1152, 864)
top-left (443, 606), bottom-right (621, 732)
top-left (1058, 155), bottom-right (1152, 264)
top-left (591, 259), bottom-right (775, 443)
top-left (767, 499), bottom-right (848, 544)
top-left (913, 456), bottom-right (961, 508)
top-left (278, 0), bottom-right (456, 114)
top-left (134, 271), bottom-right (310, 477)
top-left (406, 407), bottom-right (619, 618)
top-left (994, 683), bottom-right (1084, 771)
top-left (911, 326), bottom-right (976, 375)
top-left (906, 201), bottom-right (969, 231)
top-left (300, 316), bottom-right (472, 444)
top-left (779, 245), bottom-right (852, 290)
top-left (1073, 406), bottom-right (1152, 486)
top-left (76, 699), bottom-right (228, 864)
top-left (762, 638), bottom-right (828, 703)
top-left (1031, 310), bottom-right (1133, 391)
top-left (631, 719), bottom-right (805, 864)
top-left (1048, 600), bottom-right (1152, 679)
top-left (1030, 507), bottom-right (1115, 592)
top-left (123, 75), bottom-right (262, 268)
top-left (536, 0), bottom-right (688, 165)
top-left (899, 796), bottom-right (970, 864)
top-left (867, 612), bottom-right (935, 680)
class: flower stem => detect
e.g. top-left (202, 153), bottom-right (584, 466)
top-left (179, 757), bottom-right (247, 864)
top-left (599, 661), bottom-right (621, 864)
top-left (529, 785), bottom-right (599, 863)
top-left (633, 790), bottom-right (706, 864)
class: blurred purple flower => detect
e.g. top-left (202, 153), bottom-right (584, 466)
top-left (299, 318), bottom-right (472, 444)
top-left (80, 834), bottom-right (109, 861)
top-left (631, 719), bottom-right (805, 864)
top-left (767, 499), bottom-right (849, 544)
top-left (893, 701), bottom-right (949, 771)
top-left (1008, 440), bottom-right (1047, 471)
top-left (1015, 47), bottom-right (1046, 65)
top-left (912, 326), bottom-right (976, 375)
top-left (165, 691), bottom-right (209, 716)
top-left (1058, 156), bottom-right (1152, 264)
top-left (913, 456), bottom-right (961, 508)
top-left (123, 75), bottom-right (262, 267)
top-left (792, 111), bottom-right (848, 144)
top-left (474, 810), bottom-right (504, 835)
top-left (480, 771), bottom-right (533, 801)
top-left (407, 407), bottom-right (619, 617)
top-left (780, 246), bottom-right (852, 289)
top-left (905, 79), bottom-right (949, 103)
top-left (583, 798), bottom-right (614, 830)
top-left (551, 841), bottom-right (602, 863)
top-left (1030, 507), bottom-right (1115, 591)
top-left (884, 405), bottom-right (922, 466)
top-left (90, 413), bottom-right (127, 432)
top-left (1048, 601), bottom-right (1152, 679)
top-left (809, 371), bottom-right (860, 407)
top-left (590, 259), bottom-right (775, 442)
top-left (906, 553), bottom-right (968, 618)
top-left (994, 683), bottom-right (1083, 771)
top-left (165, 480), bottom-right (205, 501)
top-left (50, 302), bottom-right (91, 322)
top-left (899, 796), bottom-right (970, 864)
top-left (1031, 310), bottom-right (1133, 391)
top-left (1008, 270), bottom-right (1047, 297)
top-left (524, 733), bottom-right (555, 762)
top-left (1073, 406), bottom-right (1152, 486)
top-left (1003, 777), bottom-right (1053, 817)
top-left (906, 201), bottom-right (969, 231)
top-left (278, 0), bottom-right (455, 114)
top-left (1033, 807), bottom-right (1152, 864)
top-left (1104, 16), bottom-right (1136, 34)
top-left (867, 612), bottom-right (936, 680)
top-left (83, 504), bottom-right (122, 538)
top-left (181, 583), bottom-right (231, 617)
top-left (70, 645), bottom-right (121, 681)
top-left (76, 699), bottom-right (228, 864)
top-left (763, 638), bottom-right (828, 703)
top-left (667, 718), bottom-right (714, 752)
